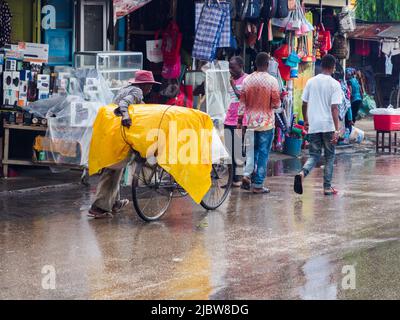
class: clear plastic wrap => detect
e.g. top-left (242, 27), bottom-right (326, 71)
top-left (27, 68), bottom-right (114, 168)
top-left (205, 62), bottom-right (230, 124)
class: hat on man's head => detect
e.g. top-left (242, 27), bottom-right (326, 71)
top-left (128, 70), bottom-right (161, 85)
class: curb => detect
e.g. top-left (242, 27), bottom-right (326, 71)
top-left (0, 182), bottom-right (85, 199)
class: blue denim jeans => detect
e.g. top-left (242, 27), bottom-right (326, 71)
top-left (302, 132), bottom-right (335, 189)
top-left (244, 129), bottom-right (274, 188)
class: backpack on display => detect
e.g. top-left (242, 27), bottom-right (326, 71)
top-left (237, 0), bottom-right (262, 20)
top-left (275, 0), bottom-right (289, 18)
top-left (331, 34), bottom-right (348, 59)
top-left (261, 0), bottom-right (277, 20)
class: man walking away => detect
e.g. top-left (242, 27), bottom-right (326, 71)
top-left (294, 54), bottom-right (342, 196)
top-left (239, 52), bottom-right (281, 194)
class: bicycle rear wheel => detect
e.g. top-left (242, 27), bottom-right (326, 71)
top-left (200, 160), bottom-right (233, 210)
top-left (132, 162), bottom-right (173, 222)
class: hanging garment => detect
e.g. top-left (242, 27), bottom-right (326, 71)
top-left (385, 54), bottom-right (393, 76)
top-left (195, 1), bottom-right (231, 49)
top-left (193, 2), bottom-right (229, 61)
top-left (0, 0), bottom-right (12, 47)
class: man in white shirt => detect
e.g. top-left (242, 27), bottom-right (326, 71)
top-left (294, 54), bottom-right (342, 196)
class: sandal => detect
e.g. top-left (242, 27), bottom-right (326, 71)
top-left (241, 176), bottom-right (251, 191)
top-left (294, 174), bottom-right (303, 195)
top-left (324, 187), bottom-right (338, 196)
top-left (88, 206), bottom-right (113, 219)
top-left (112, 199), bottom-right (130, 213)
top-left (253, 187), bottom-right (270, 194)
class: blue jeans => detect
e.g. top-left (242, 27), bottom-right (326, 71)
top-left (302, 132), bottom-right (335, 189)
top-left (244, 129), bottom-right (274, 188)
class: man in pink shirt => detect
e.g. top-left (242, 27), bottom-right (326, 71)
top-left (239, 52), bottom-right (281, 194)
top-left (224, 56), bottom-right (247, 187)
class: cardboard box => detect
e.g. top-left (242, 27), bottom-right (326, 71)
top-left (37, 74), bottom-right (50, 92)
top-left (5, 59), bottom-right (16, 71)
top-left (38, 90), bottom-right (49, 100)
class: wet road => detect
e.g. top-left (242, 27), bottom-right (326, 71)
top-left (1, 153), bottom-right (400, 300)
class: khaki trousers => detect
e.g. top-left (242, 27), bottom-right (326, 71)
top-left (92, 155), bottom-right (132, 212)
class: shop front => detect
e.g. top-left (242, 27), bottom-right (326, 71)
top-left (1, 0), bottom-right (356, 180)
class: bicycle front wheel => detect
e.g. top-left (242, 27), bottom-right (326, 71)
top-left (200, 161), bottom-right (233, 210)
top-left (132, 162), bottom-right (173, 222)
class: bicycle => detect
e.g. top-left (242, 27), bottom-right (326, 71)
top-left (130, 151), bottom-right (233, 222)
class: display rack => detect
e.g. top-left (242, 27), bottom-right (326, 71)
top-left (74, 51), bottom-right (143, 92)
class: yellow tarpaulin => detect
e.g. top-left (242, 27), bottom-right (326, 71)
top-left (89, 104), bottom-right (214, 204)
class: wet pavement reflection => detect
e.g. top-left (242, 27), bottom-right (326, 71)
top-left (1, 153), bottom-right (400, 299)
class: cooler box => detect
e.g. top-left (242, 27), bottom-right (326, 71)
top-left (283, 137), bottom-right (303, 157)
top-left (373, 115), bottom-right (400, 131)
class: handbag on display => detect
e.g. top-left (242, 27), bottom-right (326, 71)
top-left (146, 32), bottom-right (163, 63)
top-left (331, 34), bottom-right (348, 59)
top-left (275, 0), bottom-right (289, 18)
top-left (339, 8), bottom-right (356, 33)
top-left (162, 21), bottom-right (182, 79)
top-left (237, 0), bottom-right (262, 20)
top-left (261, 0), bottom-right (277, 20)
top-left (162, 21), bottom-right (182, 64)
top-left (317, 24), bottom-right (332, 54)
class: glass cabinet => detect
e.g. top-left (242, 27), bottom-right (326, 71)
top-left (74, 51), bottom-right (143, 92)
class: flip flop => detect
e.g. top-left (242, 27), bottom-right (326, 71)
top-left (324, 187), bottom-right (338, 196)
top-left (294, 174), bottom-right (303, 195)
top-left (88, 208), bottom-right (113, 219)
top-left (253, 187), bottom-right (270, 194)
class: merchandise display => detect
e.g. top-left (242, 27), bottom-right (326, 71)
top-left (74, 51), bottom-right (143, 93)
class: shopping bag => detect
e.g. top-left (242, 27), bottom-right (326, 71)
top-left (146, 39), bottom-right (163, 63)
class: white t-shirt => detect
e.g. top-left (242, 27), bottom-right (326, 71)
top-left (302, 74), bottom-right (343, 134)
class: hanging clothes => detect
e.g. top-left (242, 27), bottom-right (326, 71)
top-left (385, 54), bottom-right (393, 76)
top-left (0, 0), bottom-right (12, 47)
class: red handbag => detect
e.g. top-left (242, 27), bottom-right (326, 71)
top-left (317, 24), bottom-right (332, 54)
top-left (274, 44), bottom-right (291, 81)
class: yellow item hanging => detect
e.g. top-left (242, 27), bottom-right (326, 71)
top-left (89, 104), bottom-right (214, 204)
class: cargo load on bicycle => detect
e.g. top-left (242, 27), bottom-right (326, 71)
top-left (89, 104), bottom-right (230, 205)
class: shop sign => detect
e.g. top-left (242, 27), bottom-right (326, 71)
top-left (18, 42), bottom-right (49, 64)
top-left (41, 5), bottom-right (56, 30)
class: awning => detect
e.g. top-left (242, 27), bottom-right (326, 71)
top-left (114, 0), bottom-right (152, 18)
top-left (347, 23), bottom-right (392, 42)
top-left (378, 25), bottom-right (400, 40)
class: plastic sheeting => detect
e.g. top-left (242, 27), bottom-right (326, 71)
top-left (204, 62), bottom-right (230, 124)
top-left (27, 69), bottom-right (114, 168)
top-left (89, 104), bottom-right (219, 203)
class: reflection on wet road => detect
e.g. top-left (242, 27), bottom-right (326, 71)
top-left (1, 153), bottom-right (400, 299)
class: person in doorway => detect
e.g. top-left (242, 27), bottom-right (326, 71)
top-left (239, 52), bottom-right (281, 194)
top-left (224, 56), bottom-right (248, 187)
top-left (88, 70), bottom-right (160, 219)
top-left (347, 69), bottom-right (363, 124)
top-left (294, 54), bottom-right (342, 196)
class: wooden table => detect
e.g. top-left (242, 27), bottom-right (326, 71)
top-left (376, 130), bottom-right (399, 154)
top-left (2, 124), bottom-right (47, 177)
